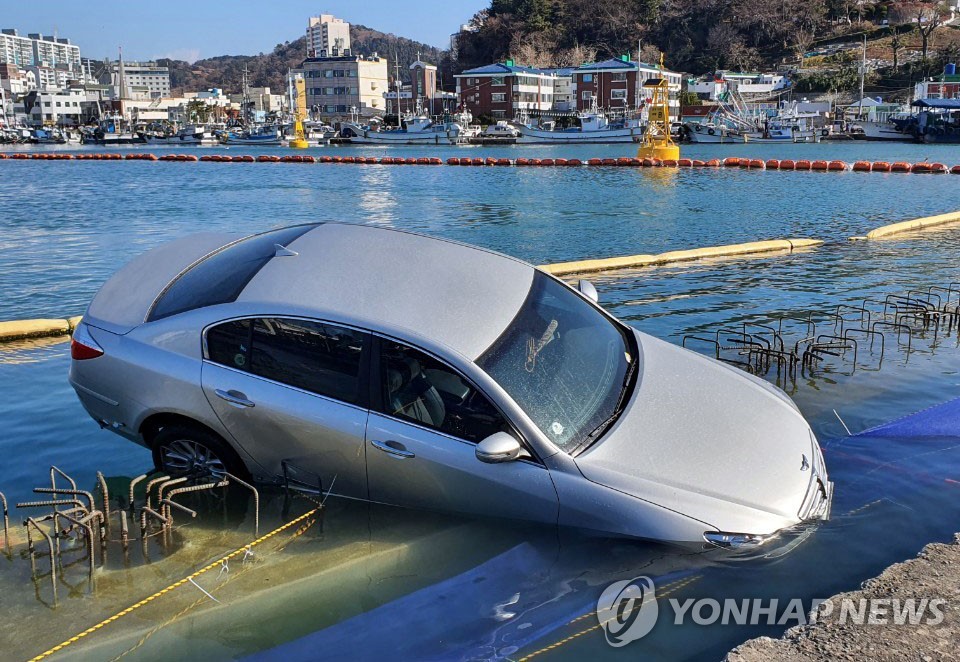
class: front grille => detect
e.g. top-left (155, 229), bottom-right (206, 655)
top-left (798, 438), bottom-right (830, 520)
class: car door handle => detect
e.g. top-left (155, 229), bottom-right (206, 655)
top-left (214, 389), bottom-right (255, 408)
top-left (371, 439), bottom-right (415, 459)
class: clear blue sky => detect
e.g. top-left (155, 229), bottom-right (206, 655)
top-left (2, 1), bottom-right (487, 62)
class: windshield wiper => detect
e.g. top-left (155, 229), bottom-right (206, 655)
top-left (573, 356), bottom-right (638, 454)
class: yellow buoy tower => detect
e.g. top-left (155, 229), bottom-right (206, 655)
top-left (637, 54), bottom-right (679, 161)
top-left (289, 72), bottom-right (310, 149)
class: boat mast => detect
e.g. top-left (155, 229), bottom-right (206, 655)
top-left (394, 55), bottom-right (402, 118)
top-left (858, 35), bottom-right (866, 119)
top-left (242, 65), bottom-right (250, 125)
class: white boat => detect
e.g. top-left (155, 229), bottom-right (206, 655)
top-left (178, 124), bottom-right (220, 146)
top-left (686, 122), bottom-right (747, 143)
top-left (340, 112), bottom-right (466, 145)
top-left (515, 107), bottom-right (645, 144)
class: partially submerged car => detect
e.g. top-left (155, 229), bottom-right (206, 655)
top-left (69, 223), bottom-right (832, 546)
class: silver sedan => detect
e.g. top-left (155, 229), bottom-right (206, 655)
top-left (69, 223), bottom-right (832, 546)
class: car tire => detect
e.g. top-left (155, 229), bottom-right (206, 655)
top-left (151, 424), bottom-right (249, 481)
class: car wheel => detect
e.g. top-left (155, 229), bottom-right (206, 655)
top-left (151, 424), bottom-right (248, 481)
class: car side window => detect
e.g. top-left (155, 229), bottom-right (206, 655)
top-left (379, 341), bottom-right (508, 443)
top-left (250, 319), bottom-right (367, 404)
top-left (205, 318), bottom-right (367, 405)
top-left (206, 319), bottom-right (251, 370)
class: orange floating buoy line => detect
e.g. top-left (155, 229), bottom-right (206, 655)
top-left (0, 153), bottom-right (957, 174)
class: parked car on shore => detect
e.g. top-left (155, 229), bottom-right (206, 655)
top-left (69, 223), bottom-right (832, 546)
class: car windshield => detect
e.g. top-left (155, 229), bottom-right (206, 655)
top-left (477, 272), bottom-right (633, 453)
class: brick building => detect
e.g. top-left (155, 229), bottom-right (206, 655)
top-left (573, 57), bottom-right (682, 121)
top-left (455, 62), bottom-right (556, 120)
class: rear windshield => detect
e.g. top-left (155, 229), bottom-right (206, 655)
top-left (147, 224), bottom-right (317, 322)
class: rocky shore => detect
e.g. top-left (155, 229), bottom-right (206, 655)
top-left (727, 534), bottom-right (959, 661)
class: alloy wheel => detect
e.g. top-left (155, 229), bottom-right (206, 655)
top-left (160, 439), bottom-right (227, 479)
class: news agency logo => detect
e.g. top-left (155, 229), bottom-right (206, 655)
top-left (596, 576), bottom-right (948, 648)
top-left (596, 576), bottom-right (659, 646)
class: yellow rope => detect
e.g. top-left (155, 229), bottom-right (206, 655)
top-left (517, 574), bottom-right (702, 661)
top-left (109, 510), bottom-right (321, 661)
top-left (27, 506), bottom-right (322, 662)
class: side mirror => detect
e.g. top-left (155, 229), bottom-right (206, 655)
top-left (476, 432), bottom-right (522, 464)
top-left (577, 279), bottom-right (599, 303)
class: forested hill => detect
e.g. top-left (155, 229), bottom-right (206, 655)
top-left (157, 25), bottom-right (447, 95)
top-left (454, 0), bottom-right (951, 78)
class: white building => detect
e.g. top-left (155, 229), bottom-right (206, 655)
top-left (688, 71), bottom-right (791, 101)
top-left (543, 68), bottom-right (575, 112)
top-left (0, 29), bottom-right (83, 91)
top-left (229, 86), bottom-right (287, 114)
top-left (23, 87), bottom-right (93, 126)
top-left (0, 29), bottom-right (81, 73)
top-left (306, 15), bottom-right (351, 58)
top-left (94, 59), bottom-right (170, 99)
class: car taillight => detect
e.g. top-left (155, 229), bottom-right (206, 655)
top-left (71, 323), bottom-right (103, 360)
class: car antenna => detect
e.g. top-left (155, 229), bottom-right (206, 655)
top-left (274, 244), bottom-right (298, 257)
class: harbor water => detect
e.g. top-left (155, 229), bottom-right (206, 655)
top-left (2, 142), bottom-right (960, 660)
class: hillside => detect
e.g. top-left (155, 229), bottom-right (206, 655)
top-left (454, 0), bottom-right (958, 96)
top-left (157, 25), bottom-right (449, 95)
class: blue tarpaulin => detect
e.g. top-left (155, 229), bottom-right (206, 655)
top-left (856, 395), bottom-right (960, 438)
top-left (911, 98), bottom-right (960, 109)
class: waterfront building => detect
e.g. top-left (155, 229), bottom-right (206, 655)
top-left (688, 71), bottom-right (791, 101)
top-left (0, 63), bottom-right (31, 96)
top-left (542, 68), bottom-right (575, 112)
top-left (0, 29), bottom-right (81, 78)
top-left (455, 62), bottom-right (556, 120)
top-left (299, 53), bottom-right (388, 118)
top-left (572, 57), bottom-right (682, 121)
top-left (93, 59), bottom-right (170, 99)
top-left (228, 86), bottom-right (287, 114)
top-left (915, 65), bottom-right (960, 99)
top-left (306, 14), bottom-right (351, 58)
top-left (21, 87), bottom-right (97, 126)
top-left (680, 104), bottom-right (718, 125)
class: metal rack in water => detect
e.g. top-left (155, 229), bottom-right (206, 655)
top-left (682, 282), bottom-right (960, 384)
top-left (2, 466), bottom-right (269, 608)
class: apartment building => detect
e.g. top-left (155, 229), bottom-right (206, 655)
top-left (299, 54), bottom-right (388, 117)
top-left (306, 15), bottom-right (352, 58)
top-left (455, 62), bottom-right (556, 119)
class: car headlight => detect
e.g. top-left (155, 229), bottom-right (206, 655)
top-left (703, 532), bottom-right (773, 549)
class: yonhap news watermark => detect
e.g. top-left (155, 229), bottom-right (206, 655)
top-left (596, 576), bottom-right (947, 647)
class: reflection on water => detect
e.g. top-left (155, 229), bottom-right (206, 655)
top-left (2, 143), bottom-right (960, 659)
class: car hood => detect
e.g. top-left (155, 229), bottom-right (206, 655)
top-left (575, 330), bottom-right (815, 535)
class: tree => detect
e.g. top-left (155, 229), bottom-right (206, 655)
top-left (914, 2), bottom-right (945, 66)
top-left (890, 25), bottom-right (902, 72)
top-left (185, 99), bottom-right (210, 123)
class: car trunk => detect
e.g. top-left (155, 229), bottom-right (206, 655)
top-left (83, 232), bottom-right (240, 334)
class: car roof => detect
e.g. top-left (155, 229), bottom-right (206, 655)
top-left (237, 224), bottom-right (535, 360)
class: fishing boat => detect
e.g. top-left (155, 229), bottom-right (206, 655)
top-left (224, 124), bottom-right (282, 145)
top-left (83, 113), bottom-right (146, 145)
top-left (340, 109), bottom-right (467, 145)
top-left (514, 103), bottom-right (645, 144)
top-left (178, 124), bottom-right (220, 146)
top-left (903, 99), bottom-right (960, 143)
top-left (686, 122), bottom-right (748, 143)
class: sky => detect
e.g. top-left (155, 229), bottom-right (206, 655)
top-left (2, 1), bottom-right (488, 62)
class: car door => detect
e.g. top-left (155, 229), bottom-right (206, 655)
top-left (365, 338), bottom-right (559, 525)
top-left (201, 317), bottom-right (371, 498)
